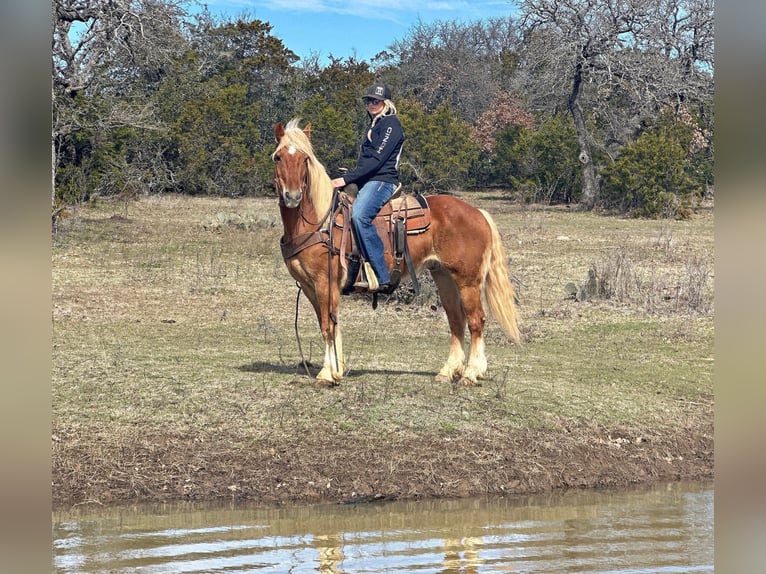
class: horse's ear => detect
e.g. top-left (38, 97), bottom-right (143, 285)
top-left (303, 123), bottom-right (311, 138)
top-left (274, 122), bottom-right (285, 142)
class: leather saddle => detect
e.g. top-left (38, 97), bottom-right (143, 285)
top-left (334, 193), bottom-right (431, 238)
top-left (334, 191), bottom-right (431, 296)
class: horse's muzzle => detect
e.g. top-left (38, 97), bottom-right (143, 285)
top-left (282, 189), bottom-right (303, 208)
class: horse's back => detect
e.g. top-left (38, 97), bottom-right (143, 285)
top-left (423, 194), bottom-right (492, 240)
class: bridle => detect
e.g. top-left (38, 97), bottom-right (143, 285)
top-left (273, 151), bottom-right (332, 228)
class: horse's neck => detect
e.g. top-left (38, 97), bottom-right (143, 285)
top-left (279, 201), bottom-right (322, 239)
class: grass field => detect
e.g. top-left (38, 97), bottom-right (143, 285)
top-left (51, 192), bottom-right (713, 506)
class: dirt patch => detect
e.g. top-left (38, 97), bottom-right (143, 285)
top-left (52, 411), bottom-right (712, 507)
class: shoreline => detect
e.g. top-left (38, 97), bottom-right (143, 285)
top-left (53, 416), bottom-right (713, 509)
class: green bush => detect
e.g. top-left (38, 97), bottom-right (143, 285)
top-left (299, 94), bottom-right (358, 176)
top-left (487, 114), bottom-right (581, 204)
top-left (397, 100), bottom-right (480, 193)
top-left (600, 110), bottom-right (707, 218)
top-left (172, 83), bottom-right (262, 196)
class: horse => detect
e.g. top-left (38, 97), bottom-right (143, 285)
top-left (272, 118), bottom-right (521, 387)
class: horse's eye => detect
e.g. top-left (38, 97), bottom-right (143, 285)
top-left (273, 155), bottom-right (281, 162)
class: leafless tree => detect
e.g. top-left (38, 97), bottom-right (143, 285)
top-left (52, 0), bottom-right (189, 205)
top-left (385, 17), bottom-right (521, 123)
top-left (515, 0), bottom-right (714, 208)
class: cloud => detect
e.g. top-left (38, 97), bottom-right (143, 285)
top-left (222, 0), bottom-right (511, 19)
top-left (201, 0), bottom-right (515, 36)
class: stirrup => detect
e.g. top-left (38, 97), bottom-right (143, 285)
top-left (355, 280), bottom-right (395, 295)
top-left (356, 268), bottom-right (400, 294)
top-left (364, 261), bottom-right (380, 291)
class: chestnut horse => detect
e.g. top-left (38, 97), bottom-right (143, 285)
top-left (272, 119), bottom-right (520, 386)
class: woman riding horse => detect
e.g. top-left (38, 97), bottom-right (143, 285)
top-left (330, 82), bottom-right (405, 294)
top-left (272, 119), bottom-right (521, 387)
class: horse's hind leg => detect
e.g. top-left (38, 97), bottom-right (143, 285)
top-left (459, 284), bottom-right (487, 385)
top-left (430, 267), bottom-right (466, 384)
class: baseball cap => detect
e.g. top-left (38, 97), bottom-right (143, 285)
top-left (362, 82), bottom-right (392, 101)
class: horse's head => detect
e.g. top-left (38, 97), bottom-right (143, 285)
top-left (272, 121), bottom-right (312, 209)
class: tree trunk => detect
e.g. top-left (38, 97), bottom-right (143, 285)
top-left (51, 79), bottom-right (56, 208)
top-left (568, 61), bottom-right (598, 209)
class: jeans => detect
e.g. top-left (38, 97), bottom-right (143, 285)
top-left (351, 180), bottom-right (395, 284)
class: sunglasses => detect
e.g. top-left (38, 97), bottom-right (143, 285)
top-left (363, 98), bottom-right (382, 105)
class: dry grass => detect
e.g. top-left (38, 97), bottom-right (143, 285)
top-left (51, 192), bottom-right (714, 505)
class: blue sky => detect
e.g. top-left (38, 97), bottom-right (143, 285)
top-left (202, 0), bottom-right (516, 64)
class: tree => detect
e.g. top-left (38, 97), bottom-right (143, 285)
top-left (51, 0), bottom-right (714, 213)
top-left (52, 0), bottom-right (189, 98)
top-left (515, 0), bottom-right (714, 209)
top-left (171, 83), bottom-right (261, 196)
top-left (187, 16), bottom-right (299, 141)
top-left (397, 100), bottom-right (480, 192)
top-left (53, 5), bottom-right (300, 202)
top-left (169, 16), bottom-right (299, 195)
top-left (52, 0), bottom-right (190, 204)
top-left (297, 94), bottom-right (357, 177)
top-left (472, 92), bottom-right (535, 154)
top-left (494, 114), bottom-right (582, 203)
top-left (294, 56), bottom-right (376, 171)
top-left (385, 17), bottom-right (521, 123)
top-left (600, 107), bottom-right (708, 218)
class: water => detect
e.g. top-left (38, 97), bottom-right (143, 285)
top-left (52, 481), bottom-right (712, 573)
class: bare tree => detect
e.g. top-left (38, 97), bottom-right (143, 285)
top-left (53, 0), bottom-right (188, 96)
top-left (52, 0), bottom-right (189, 205)
top-left (515, 0), bottom-right (714, 209)
top-left (385, 17), bottom-right (521, 123)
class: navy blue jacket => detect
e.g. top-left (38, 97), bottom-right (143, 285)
top-left (343, 114), bottom-right (405, 187)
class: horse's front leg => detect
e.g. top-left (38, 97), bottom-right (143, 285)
top-left (305, 282), bottom-right (345, 386)
top-left (316, 318), bottom-right (344, 385)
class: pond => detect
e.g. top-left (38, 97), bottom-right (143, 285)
top-left (53, 481), bottom-right (712, 573)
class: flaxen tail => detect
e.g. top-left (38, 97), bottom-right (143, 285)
top-left (480, 209), bottom-right (521, 345)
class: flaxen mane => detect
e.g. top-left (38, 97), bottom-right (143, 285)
top-left (272, 118), bottom-right (335, 217)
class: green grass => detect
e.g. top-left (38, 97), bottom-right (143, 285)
top-left (52, 192), bottom-right (714, 499)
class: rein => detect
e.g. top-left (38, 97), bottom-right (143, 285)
top-left (299, 195), bottom-right (332, 227)
top-left (293, 283), bottom-right (312, 378)
top-left (277, 176), bottom-right (341, 260)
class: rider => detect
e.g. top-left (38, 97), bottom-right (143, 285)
top-left (331, 82), bottom-right (405, 293)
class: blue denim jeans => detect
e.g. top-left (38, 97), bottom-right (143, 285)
top-left (351, 180), bottom-right (395, 284)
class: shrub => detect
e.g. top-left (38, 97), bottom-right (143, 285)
top-left (600, 109), bottom-right (706, 218)
top-left (172, 83), bottom-right (263, 196)
top-left (397, 100), bottom-right (480, 193)
top-left (299, 94), bottom-right (358, 176)
top-left (486, 114), bottom-right (581, 204)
